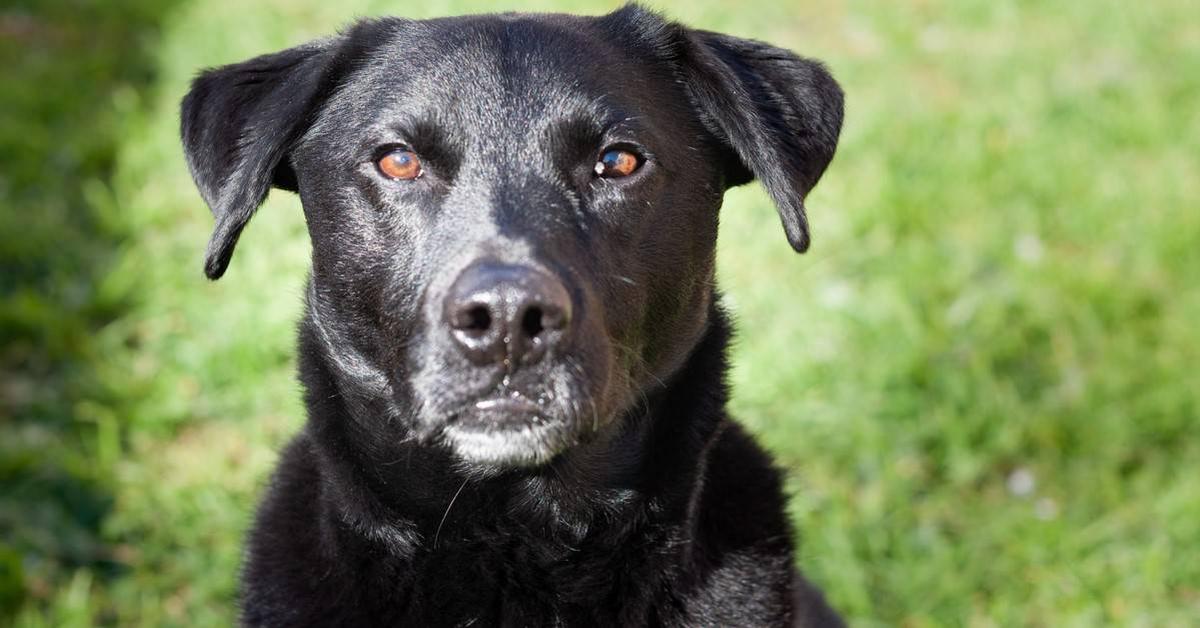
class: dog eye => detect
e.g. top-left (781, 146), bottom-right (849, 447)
top-left (377, 149), bottom-right (423, 181)
top-left (593, 149), bottom-right (641, 178)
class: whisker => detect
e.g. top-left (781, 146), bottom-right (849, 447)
top-left (433, 477), bottom-right (470, 550)
top-left (609, 340), bottom-right (662, 412)
top-left (566, 361), bottom-right (600, 435)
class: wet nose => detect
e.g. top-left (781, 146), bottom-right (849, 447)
top-left (443, 262), bottom-right (572, 367)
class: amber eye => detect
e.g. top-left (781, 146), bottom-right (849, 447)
top-left (377, 149), bottom-right (422, 180)
top-left (594, 149), bottom-right (641, 178)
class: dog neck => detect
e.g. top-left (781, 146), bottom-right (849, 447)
top-left (296, 293), bottom-right (733, 558)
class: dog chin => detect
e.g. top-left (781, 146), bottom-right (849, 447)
top-left (439, 400), bottom-right (581, 469)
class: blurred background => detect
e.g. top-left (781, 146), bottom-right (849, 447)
top-left (1, 0), bottom-right (1197, 624)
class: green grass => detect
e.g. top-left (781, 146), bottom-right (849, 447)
top-left (2, 0), bottom-right (1198, 625)
top-left (0, 0), bottom-right (182, 621)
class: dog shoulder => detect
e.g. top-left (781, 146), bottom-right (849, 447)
top-left (699, 421), bottom-right (792, 549)
top-left (668, 422), bottom-right (835, 626)
top-left (683, 423), bottom-right (842, 627)
top-left (240, 435), bottom-right (368, 626)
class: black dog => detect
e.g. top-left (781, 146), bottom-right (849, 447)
top-left (182, 5), bottom-right (843, 625)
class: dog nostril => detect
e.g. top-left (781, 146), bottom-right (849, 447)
top-left (454, 304), bottom-right (492, 335)
top-left (466, 306), bottom-right (491, 332)
top-left (522, 307), bottom-right (545, 339)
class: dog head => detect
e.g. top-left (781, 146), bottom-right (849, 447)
top-left (182, 6), bottom-right (842, 470)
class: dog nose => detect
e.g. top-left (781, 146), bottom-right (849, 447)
top-left (443, 262), bottom-right (572, 367)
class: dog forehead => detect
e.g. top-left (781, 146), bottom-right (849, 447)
top-left (321, 14), bottom-right (669, 135)
top-left (383, 14), bottom-right (630, 84)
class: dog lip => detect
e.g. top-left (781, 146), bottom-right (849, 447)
top-left (434, 384), bottom-right (564, 435)
top-left (472, 395), bottom-right (541, 415)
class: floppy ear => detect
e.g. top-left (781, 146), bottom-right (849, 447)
top-left (181, 39), bottom-right (341, 279)
top-left (680, 29), bottom-right (844, 252)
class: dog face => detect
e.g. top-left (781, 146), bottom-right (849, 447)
top-left (182, 6), bottom-right (842, 470)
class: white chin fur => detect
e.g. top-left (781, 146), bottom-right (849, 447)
top-left (441, 420), bottom-right (574, 468)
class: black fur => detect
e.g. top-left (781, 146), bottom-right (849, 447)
top-left (181, 5), bottom-right (843, 626)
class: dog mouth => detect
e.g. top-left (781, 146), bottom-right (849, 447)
top-left (436, 388), bottom-right (586, 469)
top-left (467, 393), bottom-right (550, 427)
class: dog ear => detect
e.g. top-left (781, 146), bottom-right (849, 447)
top-left (679, 29), bottom-right (844, 253)
top-left (181, 39), bottom-right (341, 279)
